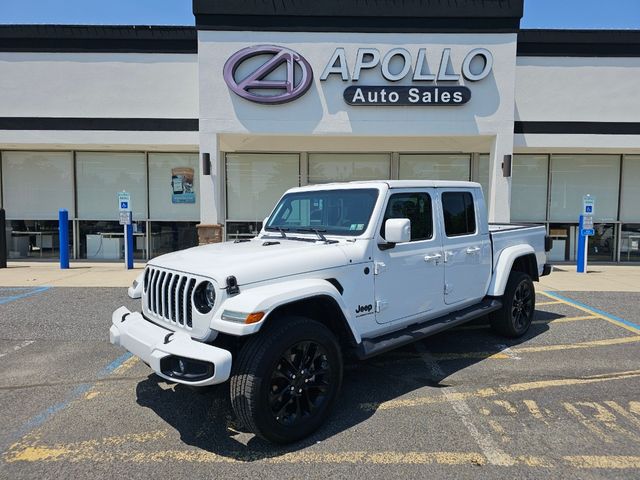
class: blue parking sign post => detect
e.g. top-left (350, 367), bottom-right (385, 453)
top-left (577, 215), bottom-right (588, 273)
top-left (577, 195), bottom-right (595, 274)
top-left (118, 191), bottom-right (133, 270)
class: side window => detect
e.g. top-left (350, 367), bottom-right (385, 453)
top-left (442, 191), bottom-right (476, 237)
top-left (380, 192), bottom-right (433, 241)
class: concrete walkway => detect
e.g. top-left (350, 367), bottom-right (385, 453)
top-left (539, 265), bottom-right (640, 292)
top-left (0, 261), bottom-right (638, 291)
top-left (0, 261), bottom-right (144, 287)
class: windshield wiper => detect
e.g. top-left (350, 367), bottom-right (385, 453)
top-left (295, 227), bottom-right (335, 243)
top-left (275, 227), bottom-right (288, 238)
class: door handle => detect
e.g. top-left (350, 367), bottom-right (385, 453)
top-left (424, 253), bottom-right (442, 263)
top-left (466, 246), bottom-right (481, 254)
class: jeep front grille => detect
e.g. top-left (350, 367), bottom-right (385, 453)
top-left (145, 267), bottom-right (196, 329)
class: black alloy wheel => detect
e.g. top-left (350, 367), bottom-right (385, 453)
top-left (269, 341), bottom-right (332, 426)
top-left (230, 316), bottom-right (342, 444)
top-left (490, 271), bottom-right (535, 338)
top-left (511, 279), bottom-right (534, 331)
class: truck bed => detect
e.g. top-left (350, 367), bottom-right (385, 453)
top-left (489, 223), bottom-right (547, 276)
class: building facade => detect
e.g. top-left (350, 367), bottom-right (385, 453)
top-left (1, 0), bottom-right (639, 262)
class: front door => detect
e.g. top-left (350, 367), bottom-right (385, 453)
top-left (439, 189), bottom-right (492, 305)
top-left (373, 189), bottom-right (445, 324)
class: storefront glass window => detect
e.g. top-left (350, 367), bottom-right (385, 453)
top-left (548, 224), bottom-right (576, 262)
top-left (226, 153), bottom-right (299, 222)
top-left (621, 224), bottom-right (640, 262)
top-left (2, 151), bottom-right (74, 220)
top-left (6, 220), bottom-right (70, 259)
top-left (76, 152), bottom-right (147, 221)
top-left (148, 153), bottom-right (199, 221)
top-left (549, 155), bottom-right (620, 223)
top-left (620, 155), bottom-right (640, 223)
top-left (512, 155), bottom-right (548, 222)
top-left (308, 153), bottom-right (390, 184)
top-left (79, 220), bottom-right (145, 260)
top-left (149, 222), bottom-right (198, 258)
top-left (589, 223), bottom-right (616, 262)
top-left (399, 154), bottom-right (470, 181)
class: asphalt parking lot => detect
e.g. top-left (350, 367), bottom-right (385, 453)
top-left (1, 285), bottom-right (640, 479)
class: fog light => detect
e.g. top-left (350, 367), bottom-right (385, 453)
top-left (160, 356), bottom-right (214, 382)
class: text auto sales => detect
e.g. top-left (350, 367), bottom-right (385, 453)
top-left (320, 47), bottom-right (493, 106)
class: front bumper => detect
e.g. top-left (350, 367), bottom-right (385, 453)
top-left (109, 306), bottom-right (232, 386)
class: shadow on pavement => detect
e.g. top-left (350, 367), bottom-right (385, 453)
top-left (135, 315), bottom-right (551, 460)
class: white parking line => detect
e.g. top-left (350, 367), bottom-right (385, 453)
top-left (0, 340), bottom-right (35, 358)
top-left (415, 343), bottom-right (516, 466)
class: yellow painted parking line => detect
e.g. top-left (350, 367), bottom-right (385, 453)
top-left (537, 315), bottom-right (598, 324)
top-left (536, 300), bottom-right (563, 306)
top-left (539, 291), bottom-right (640, 335)
top-left (112, 356), bottom-right (140, 375)
top-left (359, 369), bottom-right (640, 411)
top-left (564, 456), bottom-right (640, 469)
top-left (6, 443), bottom-right (640, 470)
top-left (432, 335), bottom-right (640, 361)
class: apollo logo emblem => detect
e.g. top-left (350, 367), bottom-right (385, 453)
top-left (223, 45), bottom-right (314, 105)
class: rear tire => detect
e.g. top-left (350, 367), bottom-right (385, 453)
top-left (490, 271), bottom-right (535, 338)
top-left (230, 316), bottom-right (343, 444)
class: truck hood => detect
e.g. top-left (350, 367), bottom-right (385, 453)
top-left (147, 238), bottom-right (356, 287)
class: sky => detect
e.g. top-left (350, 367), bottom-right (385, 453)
top-left (0, 0), bottom-right (639, 29)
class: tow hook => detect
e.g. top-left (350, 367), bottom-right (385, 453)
top-left (164, 332), bottom-right (174, 344)
top-left (121, 313), bottom-right (130, 323)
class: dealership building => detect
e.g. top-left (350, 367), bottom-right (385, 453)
top-left (1, 0), bottom-right (639, 263)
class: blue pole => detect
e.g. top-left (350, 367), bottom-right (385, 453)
top-left (126, 222), bottom-right (134, 270)
top-left (576, 215), bottom-right (586, 273)
top-left (59, 209), bottom-right (69, 269)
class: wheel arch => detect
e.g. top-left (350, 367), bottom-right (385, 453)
top-left (266, 295), bottom-right (359, 350)
top-left (487, 245), bottom-right (538, 297)
top-left (211, 278), bottom-right (361, 344)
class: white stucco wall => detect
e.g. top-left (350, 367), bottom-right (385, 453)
top-left (0, 52), bottom-right (199, 148)
top-left (515, 56), bottom-right (640, 151)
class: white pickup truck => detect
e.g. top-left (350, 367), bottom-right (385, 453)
top-left (111, 180), bottom-right (551, 443)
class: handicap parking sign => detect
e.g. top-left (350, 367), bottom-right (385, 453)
top-left (118, 191), bottom-right (131, 212)
top-left (585, 205), bottom-right (593, 213)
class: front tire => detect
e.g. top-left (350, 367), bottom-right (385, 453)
top-left (230, 316), bottom-right (343, 444)
top-left (490, 271), bottom-right (535, 338)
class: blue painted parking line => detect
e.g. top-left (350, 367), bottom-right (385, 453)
top-left (0, 286), bottom-right (51, 305)
top-left (542, 291), bottom-right (640, 334)
top-left (2, 351), bottom-right (133, 452)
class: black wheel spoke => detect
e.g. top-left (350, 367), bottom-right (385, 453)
top-left (269, 339), bottom-right (333, 427)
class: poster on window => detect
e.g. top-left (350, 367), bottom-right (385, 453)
top-left (171, 167), bottom-right (195, 204)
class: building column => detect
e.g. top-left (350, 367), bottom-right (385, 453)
top-left (486, 132), bottom-right (513, 223)
top-left (197, 133), bottom-right (224, 244)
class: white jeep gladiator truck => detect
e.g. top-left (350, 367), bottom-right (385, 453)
top-left (111, 180), bottom-right (551, 443)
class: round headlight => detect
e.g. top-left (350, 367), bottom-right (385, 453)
top-left (194, 281), bottom-right (216, 314)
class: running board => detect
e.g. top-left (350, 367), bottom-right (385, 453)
top-left (356, 298), bottom-right (502, 360)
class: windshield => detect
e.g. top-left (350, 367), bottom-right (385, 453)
top-left (265, 189), bottom-right (379, 236)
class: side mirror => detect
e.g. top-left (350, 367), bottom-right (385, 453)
top-left (384, 218), bottom-right (411, 244)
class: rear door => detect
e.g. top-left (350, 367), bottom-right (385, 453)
top-left (373, 189), bottom-right (445, 324)
top-left (438, 189), bottom-right (492, 305)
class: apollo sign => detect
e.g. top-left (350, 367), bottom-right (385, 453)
top-left (223, 45), bottom-right (493, 106)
